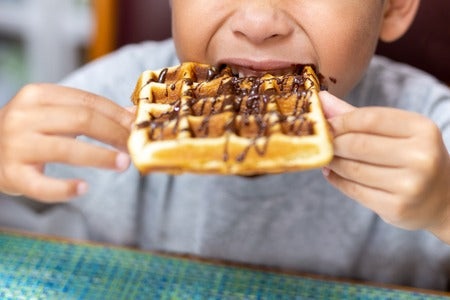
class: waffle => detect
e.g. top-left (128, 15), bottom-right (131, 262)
top-left (128, 62), bottom-right (333, 175)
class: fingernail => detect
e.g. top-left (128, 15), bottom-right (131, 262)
top-left (77, 182), bottom-right (88, 196)
top-left (322, 167), bottom-right (330, 177)
top-left (125, 106), bottom-right (137, 113)
top-left (116, 152), bottom-right (131, 171)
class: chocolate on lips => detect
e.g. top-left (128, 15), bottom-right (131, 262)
top-left (128, 62), bottom-right (333, 175)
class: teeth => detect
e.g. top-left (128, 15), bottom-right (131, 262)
top-left (229, 66), bottom-right (246, 78)
top-left (229, 65), bottom-right (295, 78)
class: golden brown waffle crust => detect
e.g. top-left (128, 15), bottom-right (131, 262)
top-left (128, 63), bottom-right (333, 175)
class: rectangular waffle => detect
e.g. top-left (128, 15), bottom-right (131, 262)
top-left (128, 62), bottom-right (333, 175)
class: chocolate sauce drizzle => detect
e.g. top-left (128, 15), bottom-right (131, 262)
top-left (136, 65), bottom-right (317, 163)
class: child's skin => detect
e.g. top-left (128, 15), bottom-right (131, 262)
top-left (0, 0), bottom-right (449, 242)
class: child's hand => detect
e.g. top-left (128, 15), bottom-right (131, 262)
top-left (0, 84), bottom-right (135, 202)
top-left (320, 91), bottom-right (450, 243)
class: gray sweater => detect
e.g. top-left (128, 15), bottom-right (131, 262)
top-left (1, 39), bottom-right (449, 290)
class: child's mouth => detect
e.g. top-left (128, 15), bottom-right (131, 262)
top-left (229, 65), bottom-right (299, 77)
top-left (218, 59), bottom-right (310, 78)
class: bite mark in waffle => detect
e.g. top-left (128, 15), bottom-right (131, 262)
top-left (128, 62), bottom-right (333, 175)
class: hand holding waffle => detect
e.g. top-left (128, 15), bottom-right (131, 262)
top-left (321, 91), bottom-right (450, 242)
top-left (0, 84), bottom-right (133, 202)
top-left (128, 62), bottom-right (333, 175)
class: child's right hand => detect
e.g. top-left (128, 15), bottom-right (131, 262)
top-left (0, 84), bottom-right (135, 202)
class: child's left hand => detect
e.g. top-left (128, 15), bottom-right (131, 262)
top-left (319, 91), bottom-right (450, 244)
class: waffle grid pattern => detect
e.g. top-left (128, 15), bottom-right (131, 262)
top-left (0, 233), bottom-right (447, 300)
top-left (128, 63), bottom-right (333, 174)
top-left (134, 63), bottom-right (315, 142)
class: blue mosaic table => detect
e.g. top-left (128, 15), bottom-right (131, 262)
top-left (0, 232), bottom-right (448, 299)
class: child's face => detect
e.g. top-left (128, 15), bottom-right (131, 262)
top-left (172, 1), bottom-right (386, 97)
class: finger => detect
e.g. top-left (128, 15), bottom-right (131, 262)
top-left (333, 133), bottom-right (409, 166)
top-left (1, 191), bottom-right (23, 197)
top-left (328, 107), bottom-right (424, 138)
top-left (20, 84), bottom-right (134, 130)
top-left (125, 105), bottom-right (137, 114)
top-left (319, 91), bottom-right (355, 119)
top-left (323, 168), bottom-right (394, 214)
top-left (28, 106), bottom-right (130, 152)
top-left (22, 135), bottom-right (130, 171)
top-left (327, 157), bottom-right (400, 193)
top-left (18, 165), bottom-right (87, 202)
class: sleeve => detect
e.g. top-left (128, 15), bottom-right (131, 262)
top-left (59, 39), bottom-right (179, 106)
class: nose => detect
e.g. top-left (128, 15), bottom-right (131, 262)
top-left (229, 2), bottom-right (294, 44)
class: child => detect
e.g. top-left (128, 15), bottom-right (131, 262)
top-left (0, 0), bottom-right (449, 290)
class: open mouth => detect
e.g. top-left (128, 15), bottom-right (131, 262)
top-left (227, 65), bottom-right (303, 77)
top-left (218, 59), bottom-right (313, 78)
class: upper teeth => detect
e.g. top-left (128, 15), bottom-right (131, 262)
top-left (230, 66), bottom-right (239, 76)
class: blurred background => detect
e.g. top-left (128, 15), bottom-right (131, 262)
top-left (0, 0), bottom-right (448, 106)
top-left (0, 0), bottom-right (171, 104)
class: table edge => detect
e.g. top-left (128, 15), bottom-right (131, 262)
top-left (1, 227), bottom-right (449, 297)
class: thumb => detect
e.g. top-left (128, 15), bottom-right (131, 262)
top-left (319, 91), bottom-right (355, 119)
